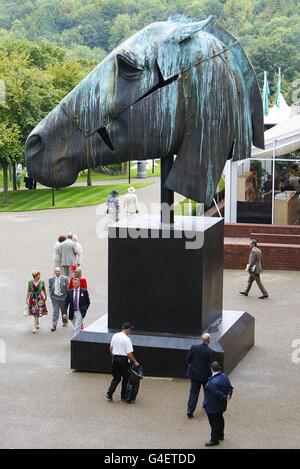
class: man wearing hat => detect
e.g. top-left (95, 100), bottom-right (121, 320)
top-left (106, 322), bottom-right (139, 402)
top-left (123, 187), bottom-right (139, 216)
top-left (240, 239), bottom-right (268, 299)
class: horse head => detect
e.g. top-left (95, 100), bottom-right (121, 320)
top-left (25, 16), bottom-right (264, 203)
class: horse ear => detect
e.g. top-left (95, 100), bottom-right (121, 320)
top-left (174, 16), bottom-right (214, 43)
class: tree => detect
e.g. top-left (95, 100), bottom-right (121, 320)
top-left (109, 14), bottom-right (136, 50)
top-left (0, 122), bottom-right (22, 204)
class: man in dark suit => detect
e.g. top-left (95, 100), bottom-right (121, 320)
top-left (203, 361), bottom-right (233, 447)
top-left (186, 333), bottom-right (214, 418)
top-left (65, 278), bottom-right (90, 337)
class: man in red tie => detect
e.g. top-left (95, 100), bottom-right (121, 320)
top-left (65, 278), bottom-right (90, 337)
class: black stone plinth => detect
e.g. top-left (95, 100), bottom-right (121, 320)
top-left (108, 215), bottom-right (224, 335)
top-left (71, 311), bottom-right (255, 377)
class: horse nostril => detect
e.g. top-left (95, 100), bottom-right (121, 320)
top-left (26, 134), bottom-right (43, 157)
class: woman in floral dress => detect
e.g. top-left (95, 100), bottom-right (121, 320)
top-left (106, 190), bottom-right (120, 225)
top-left (26, 271), bottom-right (48, 333)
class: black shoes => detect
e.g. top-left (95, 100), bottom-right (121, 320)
top-left (205, 440), bottom-right (219, 447)
top-left (240, 291), bottom-right (268, 299)
top-left (106, 393), bottom-right (113, 401)
top-left (51, 326), bottom-right (56, 332)
top-left (187, 413), bottom-right (194, 418)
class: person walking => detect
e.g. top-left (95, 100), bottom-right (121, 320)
top-left (106, 190), bottom-right (120, 225)
top-left (49, 267), bottom-right (69, 332)
top-left (65, 278), bottom-right (90, 337)
top-left (240, 239), bottom-right (268, 299)
top-left (24, 168), bottom-right (36, 190)
top-left (69, 267), bottom-right (88, 330)
top-left (106, 322), bottom-right (139, 402)
top-left (186, 333), bottom-right (214, 418)
top-left (16, 162), bottom-right (22, 190)
top-left (203, 361), bottom-right (233, 447)
top-left (59, 233), bottom-right (78, 277)
top-left (26, 271), bottom-right (48, 334)
top-left (69, 267), bottom-right (87, 289)
top-left (72, 234), bottom-right (82, 267)
top-left (53, 234), bottom-right (67, 270)
top-left (123, 187), bottom-right (139, 216)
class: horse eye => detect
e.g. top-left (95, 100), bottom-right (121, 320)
top-left (117, 54), bottom-right (143, 80)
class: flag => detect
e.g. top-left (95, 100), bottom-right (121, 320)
top-left (276, 67), bottom-right (281, 108)
top-left (262, 71), bottom-right (270, 116)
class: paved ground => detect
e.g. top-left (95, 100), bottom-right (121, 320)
top-left (0, 180), bottom-right (300, 449)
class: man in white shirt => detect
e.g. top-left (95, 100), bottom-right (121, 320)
top-left (65, 278), bottom-right (90, 337)
top-left (106, 322), bottom-right (139, 402)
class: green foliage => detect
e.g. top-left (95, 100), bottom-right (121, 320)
top-left (0, 122), bottom-right (22, 163)
top-left (0, 33), bottom-right (93, 203)
top-left (0, 0), bottom-right (299, 103)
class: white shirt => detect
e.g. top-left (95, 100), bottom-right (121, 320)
top-left (16, 163), bottom-right (22, 176)
top-left (54, 276), bottom-right (62, 296)
top-left (110, 332), bottom-right (133, 356)
top-left (73, 288), bottom-right (81, 311)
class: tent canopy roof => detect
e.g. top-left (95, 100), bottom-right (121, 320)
top-left (252, 114), bottom-right (300, 159)
top-left (264, 93), bottom-right (291, 125)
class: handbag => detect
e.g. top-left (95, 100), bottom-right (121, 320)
top-left (23, 304), bottom-right (29, 317)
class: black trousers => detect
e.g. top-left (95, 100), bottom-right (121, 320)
top-left (207, 413), bottom-right (225, 442)
top-left (108, 356), bottom-right (130, 399)
top-left (187, 379), bottom-right (207, 414)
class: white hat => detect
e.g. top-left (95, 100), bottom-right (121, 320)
top-left (128, 186), bottom-right (136, 193)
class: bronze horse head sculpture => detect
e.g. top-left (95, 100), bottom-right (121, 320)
top-left (25, 16), bottom-right (264, 204)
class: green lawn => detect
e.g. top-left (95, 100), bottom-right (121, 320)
top-left (0, 182), bottom-right (151, 212)
top-left (76, 163), bottom-right (160, 183)
top-left (0, 163), bottom-right (160, 188)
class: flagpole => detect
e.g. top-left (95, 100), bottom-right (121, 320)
top-left (276, 67), bottom-right (281, 123)
top-left (263, 71), bottom-right (270, 117)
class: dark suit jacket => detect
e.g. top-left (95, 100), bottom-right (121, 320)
top-left (203, 372), bottom-right (233, 414)
top-left (187, 343), bottom-right (214, 382)
top-left (65, 288), bottom-right (90, 321)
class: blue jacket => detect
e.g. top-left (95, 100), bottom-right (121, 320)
top-left (187, 343), bottom-right (214, 382)
top-left (203, 372), bottom-right (233, 414)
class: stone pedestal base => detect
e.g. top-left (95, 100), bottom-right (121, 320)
top-left (71, 311), bottom-right (254, 377)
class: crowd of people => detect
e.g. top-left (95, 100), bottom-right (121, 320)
top-left (24, 185), bottom-right (237, 447)
top-left (26, 232), bottom-right (90, 336)
top-left (25, 186), bottom-right (139, 336)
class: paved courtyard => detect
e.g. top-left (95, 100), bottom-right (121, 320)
top-left (0, 181), bottom-right (300, 449)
